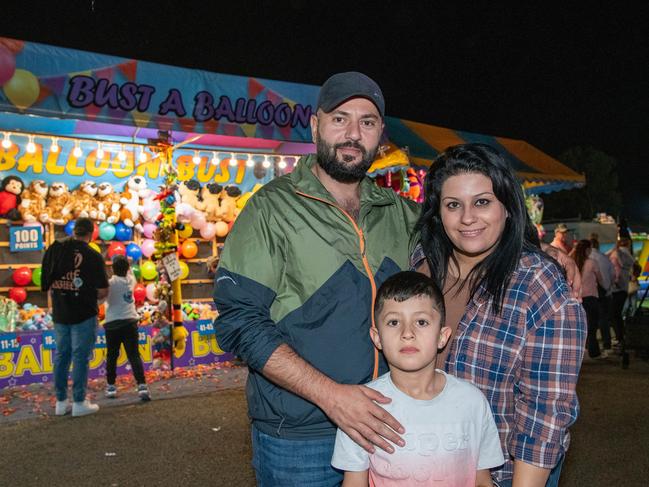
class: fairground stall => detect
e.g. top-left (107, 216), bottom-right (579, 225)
top-left (0, 37), bottom-right (586, 388)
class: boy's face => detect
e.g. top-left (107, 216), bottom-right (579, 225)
top-left (371, 295), bottom-right (451, 374)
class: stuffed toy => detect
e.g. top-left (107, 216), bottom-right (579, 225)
top-left (42, 182), bottom-right (71, 225)
top-left (19, 179), bottom-right (48, 223)
top-left (198, 182), bottom-right (223, 221)
top-left (93, 182), bottom-right (122, 223)
top-left (0, 175), bottom-right (25, 220)
top-left (69, 180), bottom-right (98, 219)
top-left (405, 168), bottom-right (423, 202)
top-left (140, 188), bottom-right (161, 224)
top-left (172, 324), bottom-right (189, 358)
top-left (0, 296), bottom-right (19, 332)
top-left (220, 185), bottom-right (242, 223)
top-left (120, 175), bottom-right (148, 231)
top-left (178, 179), bottom-right (202, 210)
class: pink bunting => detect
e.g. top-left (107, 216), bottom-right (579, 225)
top-left (248, 78), bottom-right (265, 99)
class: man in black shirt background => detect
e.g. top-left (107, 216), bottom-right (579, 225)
top-left (41, 217), bottom-right (109, 417)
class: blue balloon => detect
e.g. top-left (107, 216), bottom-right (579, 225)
top-left (126, 242), bottom-right (142, 261)
top-left (64, 220), bottom-right (76, 236)
top-left (115, 222), bottom-right (133, 241)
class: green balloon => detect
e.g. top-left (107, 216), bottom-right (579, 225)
top-left (32, 267), bottom-right (42, 287)
top-left (132, 264), bottom-right (141, 280)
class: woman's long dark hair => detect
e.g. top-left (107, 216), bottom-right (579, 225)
top-left (415, 143), bottom-right (542, 314)
top-left (572, 239), bottom-right (591, 272)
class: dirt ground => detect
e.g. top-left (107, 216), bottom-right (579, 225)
top-left (1, 356), bottom-right (648, 486)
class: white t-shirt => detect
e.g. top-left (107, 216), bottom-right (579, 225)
top-left (105, 274), bottom-right (139, 323)
top-left (331, 371), bottom-right (504, 487)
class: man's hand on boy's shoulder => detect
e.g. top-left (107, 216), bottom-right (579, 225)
top-left (321, 383), bottom-right (405, 455)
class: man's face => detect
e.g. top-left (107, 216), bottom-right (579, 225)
top-left (310, 97), bottom-right (383, 183)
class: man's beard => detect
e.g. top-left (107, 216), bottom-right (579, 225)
top-left (316, 136), bottom-right (378, 183)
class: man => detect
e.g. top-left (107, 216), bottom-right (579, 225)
top-left (550, 223), bottom-right (572, 254)
top-left (41, 217), bottom-right (109, 417)
top-left (590, 234), bottom-right (615, 351)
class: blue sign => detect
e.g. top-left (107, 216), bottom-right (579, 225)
top-left (95, 330), bottom-right (107, 349)
top-left (9, 225), bottom-right (43, 252)
top-left (0, 333), bottom-right (20, 353)
top-left (43, 330), bottom-right (56, 350)
top-left (138, 327), bottom-right (147, 345)
top-left (196, 319), bottom-right (215, 336)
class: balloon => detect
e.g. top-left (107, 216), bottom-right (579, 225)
top-left (145, 283), bottom-right (158, 303)
top-left (200, 222), bottom-right (217, 240)
top-left (0, 45), bottom-right (16, 86)
top-left (31, 267), bottom-right (42, 287)
top-left (64, 220), bottom-right (76, 236)
top-left (215, 221), bottom-right (229, 237)
top-left (142, 222), bottom-right (157, 239)
top-left (99, 222), bottom-right (116, 241)
top-left (8, 287), bottom-right (27, 304)
top-left (132, 264), bottom-right (141, 280)
top-left (114, 222), bottom-right (133, 241)
top-left (178, 260), bottom-right (189, 280)
top-left (180, 239), bottom-right (198, 259)
top-left (133, 283), bottom-right (146, 303)
top-left (141, 239), bottom-right (156, 258)
top-left (2, 69), bottom-right (40, 110)
top-left (92, 222), bottom-right (99, 241)
top-left (126, 243), bottom-right (142, 261)
top-left (89, 242), bottom-right (101, 253)
top-left (107, 242), bottom-right (126, 259)
top-left (141, 260), bottom-right (157, 280)
top-left (0, 38), bottom-right (25, 55)
top-left (190, 211), bottom-right (206, 230)
top-left (177, 224), bottom-right (193, 239)
top-left (12, 266), bottom-right (32, 286)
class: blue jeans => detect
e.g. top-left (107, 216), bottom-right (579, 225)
top-left (251, 426), bottom-right (343, 486)
top-left (495, 456), bottom-right (564, 487)
top-left (54, 317), bottom-right (98, 403)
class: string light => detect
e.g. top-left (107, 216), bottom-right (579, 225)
top-left (262, 155), bottom-right (271, 168)
top-left (73, 141), bottom-right (83, 158)
top-left (1, 132), bottom-right (11, 149)
top-left (278, 156), bottom-right (287, 169)
top-left (246, 154), bottom-right (254, 167)
top-left (229, 153), bottom-right (238, 166)
top-left (138, 148), bottom-right (147, 163)
top-left (118, 144), bottom-right (127, 161)
top-left (26, 135), bottom-right (36, 154)
top-left (50, 137), bottom-right (60, 153)
top-left (210, 152), bottom-right (218, 165)
top-left (96, 141), bottom-right (104, 159)
top-left (193, 150), bottom-right (201, 164)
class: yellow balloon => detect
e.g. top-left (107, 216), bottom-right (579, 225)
top-left (179, 260), bottom-right (189, 280)
top-left (141, 260), bottom-right (158, 280)
top-left (3, 69), bottom-right (40, 110)
top-left (89, 242), bottom-right (101, 253)
top-left (178, 224), bottom-right (193, 239)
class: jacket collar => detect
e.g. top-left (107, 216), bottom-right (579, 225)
top-left (290, 154), bottom-right (393, 206)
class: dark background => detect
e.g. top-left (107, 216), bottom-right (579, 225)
top-left (3, 1), bottom-right (648, 226)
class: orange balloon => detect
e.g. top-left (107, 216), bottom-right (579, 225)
top-left (3, 69), bottom-right (40, 109)
top-left (181, 239), bottom-right (198, 259)
top-left (215, 221), bottom-right (229, 237)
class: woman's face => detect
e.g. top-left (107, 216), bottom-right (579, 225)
top-left (439, 172), bottom-right (508, 262)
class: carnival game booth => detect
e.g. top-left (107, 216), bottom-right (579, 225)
top-left (0, 37), bottom-right (586, 388)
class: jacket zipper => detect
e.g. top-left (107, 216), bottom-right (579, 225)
top-left (295, 191), bottom-right (380, 380)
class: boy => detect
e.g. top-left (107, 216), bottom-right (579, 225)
top-left (103, 255), bottom-right (150, 401)
top-left (331, 271), bottom-right (503, 486)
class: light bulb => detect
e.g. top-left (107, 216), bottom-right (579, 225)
top-left (278, 157), bottom-right (287, 169)
top-left (26, 136), bottom-right (36, 154)
top-left (193, 151), bottom-right (201, 164)
top-left (73, 143), bottom-right (83, 158)
top-left (118, 145), bottom-right (126, 161)
top-left (50, 138), bottom-right (60, 153)
top-left (2, 133), bottom-right (12, 149)
top-left (96, 142), bottom-right (104, 159)
top-left (229, 154), bottom-right (238, 166)
top-left (246, 155), bottom-right (254, 167)
top-left (138, 150), bottom-right (147, 163)
top-left (262, 156), bottom-right (271, 169)
top-left (210, 153), bottom-right (218, 165)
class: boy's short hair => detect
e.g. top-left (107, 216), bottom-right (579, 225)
top-left (111, 254), bottom-right (130, 277)
top-left (73, 217), bottom-right (94, 237)
top-left (374, 271), bottom-right (445, 325)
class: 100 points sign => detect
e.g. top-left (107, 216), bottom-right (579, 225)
top-left (9, 226), bottom-right (43, 252)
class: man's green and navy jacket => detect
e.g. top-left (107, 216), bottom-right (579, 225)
top-left (213, 155), bottom-right (420, 439)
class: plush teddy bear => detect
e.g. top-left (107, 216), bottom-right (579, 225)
top-left (69, 180), bottom-right (98, 219)
top-left (42, 182), bottom-right (71, 225)
top-left (219, 185), bottom-right (242, 223)
top-left (120, 175), bottom-right (148, 232)
top-left (93, 181), bottom-right (122, 223)
top-left (19, 179), bottom-right (48, 223)
top-left (198, 182), bottom-right (223, 221)
top-left (0, 175), bottom-right (25, 220)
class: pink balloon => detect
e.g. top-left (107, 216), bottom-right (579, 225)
top-left (145, 283), bottom-right (158, 303)
top-left (0, 45), bottom-right (16, 85)
top-left (200, 222), bottom-right (217, 240)
top-left (142, 222), bottom-right (157, 239)
top-left (141, 238), bottom-right (156, 258)
top-left (190, 210), bottom-right (207, 230)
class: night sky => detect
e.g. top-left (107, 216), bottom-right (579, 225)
top-left (4, 1), bottom-right (648, 224)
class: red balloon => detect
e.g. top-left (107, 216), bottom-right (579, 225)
top-left (92, 223), bottom-right (100, 241)
top-left (107, 241), bottom-right (127, 259)
top-left (12, 266), bottom-right (32, 286)
top-left (133, 283), bottom-right (146, 303)
top-left (9, 287), bottom-right (27, 304)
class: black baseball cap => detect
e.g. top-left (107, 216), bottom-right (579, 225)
top-left (316, 72), bottom-right (385, 118)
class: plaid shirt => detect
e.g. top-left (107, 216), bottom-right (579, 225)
top-left (411, 246), bottom-right (586, 482)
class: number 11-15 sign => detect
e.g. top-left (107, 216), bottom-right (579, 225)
top-left (9, 226), bottom-right (44, 252)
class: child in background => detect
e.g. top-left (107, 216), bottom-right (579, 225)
top-left (104, 255), bottom-right (150, 401)
top-left (332, 271), bottom-right (503, 486)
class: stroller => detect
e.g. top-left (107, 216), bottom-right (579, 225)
top-left (621, 283), bottom-right (649, 369)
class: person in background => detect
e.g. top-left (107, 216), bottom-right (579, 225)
top-left (412, 144), bottom-right (586, 486)
top-left (41, 217), bottom-right (109, 417)
top-left (103, 255), bottom-right (150, 401)
top-left (570, 239), bottom-right (606, 359)
top-left (550, 223), bottom-right (572, 254)
top-left (608, 237), bottom-right (635, 344)
top-left (589, 234), bottom-right (615, 352)
top-left (332, 271), bottom-right (504, 486)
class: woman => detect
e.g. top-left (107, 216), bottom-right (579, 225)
top-left (608, 237), bottom-right (635, 343)
top-left (412, 143), bottom-right (586, 487)
top-left (570, 239), bottom-right (605, 358)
